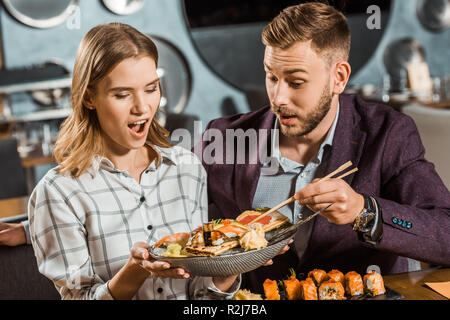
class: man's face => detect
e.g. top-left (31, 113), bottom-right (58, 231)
top-left (264, 41), bottom-right (334, 138)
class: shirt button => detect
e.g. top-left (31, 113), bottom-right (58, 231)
top-left (147, 225), bottom-right (153, 230)
top-left (140, 196), bottom-right (146, 202)
top-left (157, 287), bottom-right (163, 293)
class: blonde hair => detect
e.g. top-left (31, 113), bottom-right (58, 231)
top-left (262, 2), bottom-right (351, 63)
top-left (54, 23), bottom-right (172, 177)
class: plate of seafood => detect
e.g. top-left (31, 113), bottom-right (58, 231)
top-left (232, 268), bottom-right (403, 300)
top-left (148, 208), bottom-right (296, 277)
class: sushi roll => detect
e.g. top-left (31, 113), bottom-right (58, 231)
top-left (344, 271), bottom-right (364, 296)
top-left (318, 280), bottom-right (345, 300)
top-left (298, 278), bottom-right (318, 300)
top-left (308, 269), bottom-right (327, 287)
top-left (263, 279), bottom-right (281, 300)
top-left (325, 269), bottom-right (345, 287)
top-left (363, 270), bottom-right (386, 296)
top-left (283, 268), bottom-right (301, 300)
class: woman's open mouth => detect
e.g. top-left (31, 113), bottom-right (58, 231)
top-left (128, 119), bottom-right (149, 138)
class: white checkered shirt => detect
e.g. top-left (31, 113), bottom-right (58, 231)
top-left (28, 145), bottom-right (240, 300)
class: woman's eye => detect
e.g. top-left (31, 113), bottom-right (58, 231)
top-left (267, 76), bottom-right (277, 82)
top-left (145, 87), bottom-right (157, 93)
top-left (114, 93), bottom-right (129, 99)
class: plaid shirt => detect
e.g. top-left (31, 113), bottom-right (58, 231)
top-left (28, 145), bottom-right (240, 300)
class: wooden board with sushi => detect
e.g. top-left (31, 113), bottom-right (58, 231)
top-left (236, 268), bottom-right (403, 300)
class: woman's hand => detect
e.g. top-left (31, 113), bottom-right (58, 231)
top-left (130, 242), bottom-right (191, 279)
top-left (263, 238), bottom-right (294, 266)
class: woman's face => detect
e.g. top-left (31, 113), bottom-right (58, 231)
top-left (90, 55), bottom-right (160, 155)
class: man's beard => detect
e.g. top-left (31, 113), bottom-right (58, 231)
top-left (272, 83), bottom-right (332, 138)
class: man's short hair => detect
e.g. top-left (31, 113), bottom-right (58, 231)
top-left (262, 2), bottom-right (351, 64)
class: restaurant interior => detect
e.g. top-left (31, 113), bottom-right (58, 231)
top-left (0, 0), bottom-right (449, 300)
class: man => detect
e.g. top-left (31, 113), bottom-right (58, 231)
top-left (195, 2), bottom-right (450, 293)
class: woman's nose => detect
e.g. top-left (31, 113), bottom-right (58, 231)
top-left (132, 92), bottom-right (149, 114)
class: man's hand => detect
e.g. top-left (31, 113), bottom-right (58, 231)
top-left (294, 178), bottom-right (364, 225)
top-left (0, 222), bottom-right (27, 246)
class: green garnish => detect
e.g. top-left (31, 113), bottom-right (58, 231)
top-left (255, 207), bottom-right (271, 212)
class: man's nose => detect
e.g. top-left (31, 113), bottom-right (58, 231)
top-left (271, 82), bottom-right (289, 107)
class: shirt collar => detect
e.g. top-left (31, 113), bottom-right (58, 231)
top-left (271, 102), bottom-right (340, 168)
top-left (87, 143), bottom-right (177, 178)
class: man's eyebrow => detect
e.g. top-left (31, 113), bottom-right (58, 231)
top-left (284, 68), bottom-right (308, 75)
top-left (263, 63), bottom-right (308, 75)
top-left (108, 78), bottom-right (159, 92)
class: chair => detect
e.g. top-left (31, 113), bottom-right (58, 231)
top-left (0, 138), bottom-right (27, 199)
top-left (402, 103), bottom-right (450, 190)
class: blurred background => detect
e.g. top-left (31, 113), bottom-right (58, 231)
top-left (0, 0), bottom-right (449, 195)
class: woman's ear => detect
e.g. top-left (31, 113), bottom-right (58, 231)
top-left (84, 88), bottom-right (96, 110)
top-left (332, 61), bottom-right (351, 95)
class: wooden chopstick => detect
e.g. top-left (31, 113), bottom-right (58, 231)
top-left (247, 161), bottom-right (355, 225)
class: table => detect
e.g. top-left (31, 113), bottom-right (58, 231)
top-left (20, 143), bottom-right (55, 194)
top-left (0, 196), bottom-right (28, 219)
top-left (384, 267), bottom-right (449, 300)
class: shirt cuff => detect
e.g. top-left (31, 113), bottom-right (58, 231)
top-left (21, 220), bottom-right (31, 245)
top-left (205, 275), bottom-right (242, 299)
top-left (92, 281), bottom-right (115, 300)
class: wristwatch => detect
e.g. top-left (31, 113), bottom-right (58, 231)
top-left (352, 195), bottom-right (376, 233)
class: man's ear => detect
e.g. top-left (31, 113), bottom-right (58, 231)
top-left (84, 88), bottom-right (96, 110)
top-left (332, 61), bottom-right (351, 95)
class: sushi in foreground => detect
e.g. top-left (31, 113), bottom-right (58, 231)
top-left (318, 280), bottom-right (345, 300)
top-left (308, 269), bottom-right (327, 287)
top-left (298, 278), bottom-right (318, 300)
top-left (345, 271), bottom-right (364, 296)
top-left (364, 270), bottom-right (386, 296)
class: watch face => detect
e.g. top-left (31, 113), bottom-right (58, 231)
top-left (359, 211), bottom-right (375, 232)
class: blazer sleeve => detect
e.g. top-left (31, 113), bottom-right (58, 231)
top-left (370, 114), bottom-right (450, 266)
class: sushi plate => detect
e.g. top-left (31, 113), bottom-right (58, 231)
top-left (148, 223), bottom-right (297, 277)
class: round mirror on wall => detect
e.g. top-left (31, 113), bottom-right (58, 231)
top-left (2, 0), bottom-right (78, 29)
top-left (416, 0), bottom-right (450, 33)
top-left (149, 36), bottom-right (192, 127)
top-left (182, 0), bottom-right (392, 95)
top-left (102, 0), bottom-right (144, 15)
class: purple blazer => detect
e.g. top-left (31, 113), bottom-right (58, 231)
top-left (195, 94), bottom-right (450, 293)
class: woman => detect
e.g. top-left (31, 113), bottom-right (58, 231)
top-left (28, 23), bottom-right (240, 300)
